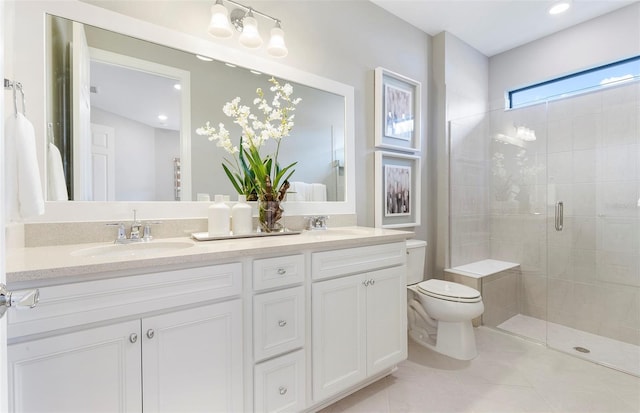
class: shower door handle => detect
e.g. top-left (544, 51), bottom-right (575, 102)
top-left (555, 201), bottom-right (564, 231)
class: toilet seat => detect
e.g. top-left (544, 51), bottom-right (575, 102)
top-left (417, 279), bottom-right (481, 303)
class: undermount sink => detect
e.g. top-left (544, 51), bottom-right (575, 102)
top-left (71, 240), bottom-right (195, 258)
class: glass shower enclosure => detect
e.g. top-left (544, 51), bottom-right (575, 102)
top-left (449, 80), bottom-right (640, 377)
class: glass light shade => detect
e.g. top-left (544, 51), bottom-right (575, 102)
top-left (267, 26), bottom-right (288, 57)
top-left (239, 16), bottom-right (263, 48)
top-left (208, 4), bottom-right (233, 38)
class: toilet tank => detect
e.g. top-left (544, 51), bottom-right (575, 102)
top-left (406, 239), bottom-right (427, 285)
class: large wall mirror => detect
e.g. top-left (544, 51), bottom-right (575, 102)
top-left (48, 14), bottom-right (346, 203)
top-left (10, 1), bottom-right (355, 220)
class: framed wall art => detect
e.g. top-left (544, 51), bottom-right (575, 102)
top-left (374, 67), bottom-right (421, 153)
top-left (374, 151), bottom-right (421, 228)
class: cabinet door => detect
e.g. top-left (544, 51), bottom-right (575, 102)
top-left (365, 266), bottom-right (407, 375)
top-left (142, 300), bottom-right (242, 413)
top-left (312, 275), bottom-right (366, 401)
top-left (8, 320), bottom-right (142, 413)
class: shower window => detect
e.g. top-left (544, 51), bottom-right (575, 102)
top-left (507, 55), bottom-right (640, 108)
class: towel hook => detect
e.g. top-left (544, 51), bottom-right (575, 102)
top-left (4, 79), bottom-right (25, 117)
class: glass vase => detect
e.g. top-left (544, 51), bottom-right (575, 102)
top-left (258, 199), bottom-right (284, 233)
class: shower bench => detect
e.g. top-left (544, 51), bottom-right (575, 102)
top-left (444, 259), bottom-right (520, 327)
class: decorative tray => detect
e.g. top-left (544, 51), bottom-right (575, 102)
top-left (191, 230), bottom-right (301, 242)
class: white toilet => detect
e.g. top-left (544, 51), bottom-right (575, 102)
top-left (405, 239), bottom-right (484, 360)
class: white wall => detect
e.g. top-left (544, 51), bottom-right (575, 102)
top-left (433, 32), bottom-right (489, 274)
top-left (489, 3), bottom-right (640, 109)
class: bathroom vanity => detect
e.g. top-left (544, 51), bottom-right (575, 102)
top-left (5, 227), bottom-right (409, 412)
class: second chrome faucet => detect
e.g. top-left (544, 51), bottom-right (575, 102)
top-left (111, 210), bottom-right (160, 243)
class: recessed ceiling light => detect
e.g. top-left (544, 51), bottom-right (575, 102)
top-left (549, 1), bottom-right (571, 15)
top-left (174, 83), bottom-right (182, 90)
top-left (158, 114), bottom-right (168, 121)
top-left (196, 54), bottom-right (213, 61)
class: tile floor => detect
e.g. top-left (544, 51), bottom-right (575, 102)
top-left (320, 327), bottom-right (640, 413)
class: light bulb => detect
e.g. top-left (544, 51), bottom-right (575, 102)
top-left (208, 3), bottom-right (233, 38)
top-left (267, 25), bottom-right (288, 57)
top-left (239, 15), bottom-right (263, 48)
top-left (549, 1), bottom-right (570, 15)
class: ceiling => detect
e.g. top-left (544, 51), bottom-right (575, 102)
top-left (370, 0), bottom-right (638, 57)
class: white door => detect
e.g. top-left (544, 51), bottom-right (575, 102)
top-left (365, 267), bottom-right (407, 375)
top-left (7, 321), bottom-right (142, 412)
top-left (90, 123), bottom-right (115, 201)
top-left (71, 21), bottom-right (93, 200)
top-left (311, 275), bottom-right (367, 401)
top-left (142, 300), bottom-right (243, 413)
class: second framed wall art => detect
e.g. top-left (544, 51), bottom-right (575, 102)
top-left (374, 67), bottom-right (422, 153)
top-left (374, 151), bottom-right (421, 228)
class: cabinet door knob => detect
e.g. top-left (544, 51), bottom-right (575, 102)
top-left (278, 320), bottom-right (287, 327)
top-left (370, 279), bottom-right (375, 286)
top-left (362, 280), bottom-right (370, 287)
top-left (129, 333), bottom-right (138, 343)
top-left (146, 329), bottom-right (155, 339)
top-left (277, 268), bottom-right (287, 275)
top-left (279, 386), bottom-right (287, 395)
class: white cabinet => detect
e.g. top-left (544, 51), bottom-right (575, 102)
top-left (7, 263), bottom-right (243, 413)
top-left (142, 300), bottom-right (243, 413)
top-left (254, 349), bottom-right (305, 413)
top-left (8, 300), bottom-right (242, 413)
top-left (311, 242), bottom-right (407, 402)
top-left (8, 321), bottom-right (142, 413)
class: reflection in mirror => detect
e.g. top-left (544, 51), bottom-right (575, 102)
top-left (46, 14), bottom-right (346, 203)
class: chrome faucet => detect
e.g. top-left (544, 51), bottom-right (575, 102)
top-left (306, 215), bottom-right (329, 230)
top-left (109, 210), bottom-right (160, 243)
top-left (130, 210), bottom-right (142, 240)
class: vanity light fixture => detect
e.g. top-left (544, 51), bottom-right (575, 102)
top-left (207, 0), bottom-right (288, 57)
top-left (548, 1), bottom-right (571, 15)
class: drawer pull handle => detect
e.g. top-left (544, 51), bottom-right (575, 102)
top-left (278, 320), bottom-right (287, 327)
top-left (129, 333), bottom-right (138, 343)
top-left (279, 386), bottom-right (287, 395)
top-left (146, 329), bottom-right (155, 339)
top-left (277, 268), bottom-right (287, 275)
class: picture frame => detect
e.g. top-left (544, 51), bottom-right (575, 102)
top-left (374, 67), bottom-right (421, 153)
top-left (375, 151), bottom-right (421, 228)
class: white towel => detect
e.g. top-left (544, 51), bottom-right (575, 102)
top-left (5, 113), bottom-right (45, 220)
top-left (47, 142), bottom-right (69, 201)
top-left (289, 181), bottom-right (310, 201)
top-left (311, 183), bottom-right (327, 201)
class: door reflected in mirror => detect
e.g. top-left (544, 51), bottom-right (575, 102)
top-left (47, 14), bottom-right (346, 203)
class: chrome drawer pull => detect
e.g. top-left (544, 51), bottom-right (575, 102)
top-left (279, 386), bottom-right (287, 395)
top-left (277, 268), bottom-right (287, 275)
top-left (278, 320), bottom-right (287, 327)
top-left (129, 333), bottom-right (138, 343)
top-left (146, 329), bottom-right (155, 339)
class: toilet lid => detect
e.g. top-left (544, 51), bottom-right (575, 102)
top-left (417, 279), bottom-right (481, 303)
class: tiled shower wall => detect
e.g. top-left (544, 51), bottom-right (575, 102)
top-left (451, 82), bottom-right (640, 346)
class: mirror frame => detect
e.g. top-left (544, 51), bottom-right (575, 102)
top-left (14, 0), bottom-right (355, 222)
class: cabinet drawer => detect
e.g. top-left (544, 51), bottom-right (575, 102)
top-left (253, 286), bottom-right (305, 361)
top-left (254, 349), bottom-right (305, 413)
top-left (311, 242), bottom-right (405, 280)
top-left (8, 262), bottom-right (242, 339)
top-left (253, 254), bottom-right (305, 291)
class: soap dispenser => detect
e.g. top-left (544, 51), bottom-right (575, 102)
top-left (232, 194), bottom-right (253, 235)
top-left (208, 194), bottom-right (230, 236)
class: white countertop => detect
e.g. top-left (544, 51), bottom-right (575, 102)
top-left (6, 226), bottom-right (412, 286)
